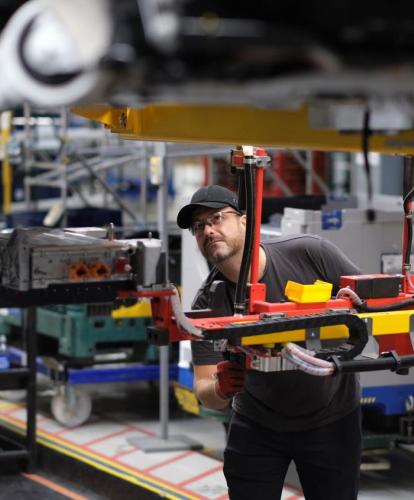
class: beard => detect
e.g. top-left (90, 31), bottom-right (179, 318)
top-left (201, 236), bottom-right (241, 264)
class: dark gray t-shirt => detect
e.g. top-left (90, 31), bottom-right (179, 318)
top-left (191, 234), bottom-right (361, 432)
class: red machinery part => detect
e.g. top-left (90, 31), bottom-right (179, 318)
top-left (379, 334), bottom-right (414, 356)
top-left (340, 274), bottom-right (403, 299)
top-left (114, 257), bottom-right (131, 274)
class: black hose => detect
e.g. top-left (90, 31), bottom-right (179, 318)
top-left (403, 186), bottom-right (414, 266)
top-left (357, 298), bottom-right (414, 313)
top-left (234, 163), bottom-right (255, 314)
top-left (403, 187), bottom-right (414, 212)
top-left (403, 157), bottom-right (414, 198)
top-left (237, 170), bottom-right (246, 212)
top-left (333, 352), bottom-right (414, 374)
top-left (362, 109), bottom-right (375, 222)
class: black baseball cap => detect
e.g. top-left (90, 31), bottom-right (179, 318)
top-left (177, 185), bottom-right (239, 229)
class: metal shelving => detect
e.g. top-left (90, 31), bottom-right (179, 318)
top-left (0, 308), bottom-right (37, 470)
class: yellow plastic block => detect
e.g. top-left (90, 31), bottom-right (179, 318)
top-left (111, 300), bottom-right (152, 319)
top-left (285, 280), bottom-right (333, 303)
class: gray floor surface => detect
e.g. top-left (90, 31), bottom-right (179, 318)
top-left (88, 382), bottom-right (414, 499)
top-left (5, 380), bottom-right (414, 499)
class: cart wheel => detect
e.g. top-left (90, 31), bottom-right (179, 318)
top-left (51, 386), bottom-right (92, 427)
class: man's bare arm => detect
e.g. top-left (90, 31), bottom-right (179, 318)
top-left (193, 364), bottom-right (230, 410)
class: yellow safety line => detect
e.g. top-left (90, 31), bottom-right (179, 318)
top-left (38, 438), bottom-right (196, 500)
top-left (0, 411), bottom-right (200, 500)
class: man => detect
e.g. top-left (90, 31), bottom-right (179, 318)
top-left (177, 185), bottom-right (362, 500)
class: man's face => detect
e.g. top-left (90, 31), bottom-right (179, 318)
top-left (191, 206), bottom-right (246, 264)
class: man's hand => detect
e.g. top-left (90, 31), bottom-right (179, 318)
top-left (213, 360), bottom-right (245, 400)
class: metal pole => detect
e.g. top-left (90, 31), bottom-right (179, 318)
top-left (291, 150), bottom-right (330, 194)
top-left (23, 102), bottom-right (33, 209)
top-left (305, 151), bottom-right (313, 194)
top-left (25, 307), bottom-right (37, 471)
top-left (155, 141), bottom-right (170, 440)
top-left (141, 142), bottom-right (149, 226)
top-left (127, 142), bottom-right (200, 452)
top-left (60, 108), bottom-right (68, 227)
top-left (79, 156), bottom-right (140, 223)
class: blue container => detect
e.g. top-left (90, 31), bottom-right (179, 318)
top-left (0, 354), bottom-right (10, 370)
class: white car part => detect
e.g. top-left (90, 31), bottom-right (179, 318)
top-left (0, 0), bottom-right (112, 108)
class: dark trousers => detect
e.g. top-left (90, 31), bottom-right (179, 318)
top-left (223, 407), bottom-right (362, 500)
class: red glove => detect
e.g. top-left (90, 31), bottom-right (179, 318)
top-left (213, 360), bottom-right (245, 400)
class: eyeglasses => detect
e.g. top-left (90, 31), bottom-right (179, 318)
top-left (190, 210), bottom-right (241, 235)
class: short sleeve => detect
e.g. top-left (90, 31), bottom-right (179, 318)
top-left (190, 268), bottom-right (226, 365)
top-left (191, 340), bottom-right (225, 365)
top-left (319, 238), bottom-right (361, 291)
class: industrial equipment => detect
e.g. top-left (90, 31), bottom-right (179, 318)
top-left (113, 146), bottom-right (414, 382)
top-left (0, 224), bottom-right (165, 466)
top-left (0, 303), bottom-right (154, 359)
top-left (0, 226), bottom-right (168, 426)
top-left (0, 225), bottom-right (162, 297)
top-left (279, 202), bottom-right (414, 445)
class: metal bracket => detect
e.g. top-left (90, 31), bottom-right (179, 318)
top-left (305, 327), bottom-right (321, 350)
top-left (360, 317), bottom-right (379, 357)
top-left (249, 355), bottom-right (296, 372)
top-left (213, 339), bottom-right (228, 352)
top-left (259, 312), bottom-right (286, 320)
top-left (409, 315), bottom-right (414, 351)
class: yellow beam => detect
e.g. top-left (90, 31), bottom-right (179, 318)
top-left (359, 310), bottom-right (411, 335)
top-left (1, 111), bottom-right (12, 214)
top-left (109, 303), bottom-right (414, 345)
top-left (71, 105), bottom-right (125, 128)
top-left (72, 103), bottom-right (414, 154)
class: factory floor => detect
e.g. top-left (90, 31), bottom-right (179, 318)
top-left (0, 382), bottom-right (414, 499)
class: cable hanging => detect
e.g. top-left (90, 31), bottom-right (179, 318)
top-left (234, 161), bottom-right (255, 315)
top-left (362, 109), bottom-right (376, 222)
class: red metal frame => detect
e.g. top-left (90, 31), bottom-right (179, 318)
top-left (176, 293), bottom-right (414, 335)
top-left (248, 152), bottom-right (266, 311)
top-left (402, 199), bottom-right (414, 293)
